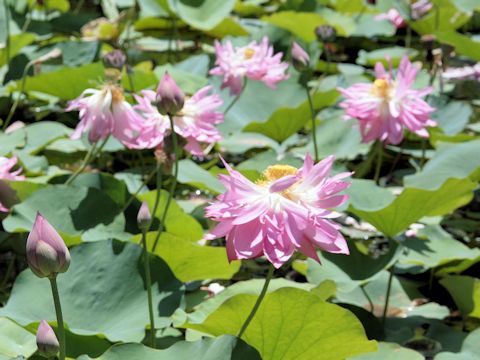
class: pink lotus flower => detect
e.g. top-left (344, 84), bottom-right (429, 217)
top-left (0, 156), bottom-right (25, 212)
top-left (442, 63), bottom-right (480, 82)
top-left (375, 1), bottom-right (432, 28)
top-left (36, 320), bottom-right (60, 357)
top-left (291, 41), bottom-right (310, 69)
top-left (375, 9), bottom-right (406, 28)
top-left (128, 86), bottom-right (223, 155)
top-left (155, 72), bottom-right (185, 115)
top-left (338, 56), bottom-right (436, 145)
top-left (26, 213), bottom-right (70, 278)
top-left (210, 37), bottom-right (289, 95)
top-left (204, 154), bottom-right (351, 268)
top-left (66, 84), bottom-right (144, 144)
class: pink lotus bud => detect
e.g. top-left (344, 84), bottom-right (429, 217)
top-left (36, 320), bottom-right (59, 357)
top-left (155, 72), bottom-right (185, 115)
top-left (291, 42), bottom-right (310, 70)
top-left (137, 201), bottom-right (151, 231)
top-left (26, 213), bottom-right (70, 278)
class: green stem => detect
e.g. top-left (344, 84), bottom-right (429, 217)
top-left (65, 142), bottom-right (98, 185)
top-left (224, 79), bottom-right (247, 117)
top-left (306, 87), bottom-right (319, 162)
top-left (420, 138), bottom-right (427, 169)
top-left (360, 285), bottom-right (374, 314)
top-left (65, 137), bottom-right (109, 185)
top-left (3, 60), bottom-right (35, 130)
top-left (3, 0), bottom-right (10, 68)
top-left (49, 277), bottom-right (66, 360)
top-left (152, 115), bottom-right (179, 252)
top-left (382, 266), bottom-right (394, 329)
top-left (374, 142), bottom-right (383, 185)
top-left (121, 165), bottom-right (159, 212)
top-left (237, 265), bottom-right (275, 339)
top-left (324, 45), bottom-right (331, 75)
top-left (148, 163), bottom-right (163, 231)
top-left (141, 230), bottom-right (156, 348)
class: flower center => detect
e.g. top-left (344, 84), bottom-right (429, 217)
top-left (243, 48), bottom-right (255, 60)
top-left (108, 85), bottom-right (125, 103)
top-left (371, 78), bottom-right (391, 100)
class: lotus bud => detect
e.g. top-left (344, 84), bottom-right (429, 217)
top-left (315, 25), bottom-right (336, 43)
top-left (26, 213), bottom-right (70, 278)
top-left (103, 49), bottom-right (126, 70)
top-left (155, 72), bottom-right (185, 115)
top-left (137, 201), bottom-right (151, 232)
top-left (291, 42), bottom-right (310, 71)
top-left (36, 320), bottom-right (59, 357)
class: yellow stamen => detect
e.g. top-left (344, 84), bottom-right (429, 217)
top-left (244, 48), bottom-right (255, 60)
top-left (371, 78), bottom-right (390, 99)
top-left (256, 164), bottom-right (298, 187)
top-left (108, 85), bottom-right (125, 103)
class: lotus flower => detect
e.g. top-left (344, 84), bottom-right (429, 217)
top-left (0, 156), bottom-right (25, 212)
top-left (155, 72), bottom-right (185, 115)
top-left (127, 86), bottom-right (223, 155)
top-left (204, 154), bottom-right (351, 268)
top-left (66, 84), bottom-right (145, 144)
top-left (442, 63), bottom-right (480, 82)
top-left (375, 0), bottom-right (432, 28)
top-left (375, 9), bottom-right (406, 28)
top-left (26, 213), bottom-right (70, 278)
top-left (36, 320), bottom-right (59, 357)
top-left (137, 201), bottom-right (151, 231)
top-left (338, 56), bottom-right (436, 145)
top-left (291, 41), bottom-right (310, 70)
top-left (210, 37), bottom-right (289, 95)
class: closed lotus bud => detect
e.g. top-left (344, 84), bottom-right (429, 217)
top-left (103, 49), bottom-right (126, 70)
top-left (315, 25), bottom-right (336, 43)
top-left (155, 72), bottom-right (185, 115)
top-left (36, 320), bottom-right (59, 357)
top-left (137, 201), bottom-right (151, 231)
top-left (26, 213), bottom-right (70, 278)
top-left (291, 42), bottom-right (310, 71)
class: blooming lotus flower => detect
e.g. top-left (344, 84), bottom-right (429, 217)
top-left (127, 86), bottom-right (223, 155)
top-left (66, 84), bottom-right (144, 144)
top-left (204, 154), bottom-right (351, 268)
top-left (155, 72), bottom-right (185, 115)
top-left (36, 320), bottom-right (59, 357)
top-left (291, 42), bottom-right (310, 70)
top-left (338, 56), bottom-right (436, 145)
top-left (0, 156), bottom-right (25, 212)
top-left (210, 37), bottom-right (289, 95)
top-left (26, 213), bottom-right (70, 278)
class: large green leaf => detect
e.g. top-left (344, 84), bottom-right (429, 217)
top-left (404, 140), bottom-right (480, 190)
top-left (409, 1), bottom-right (471, 35)
top-left (3, 185), bottom-right (126, 244)
top-left (356, 47), bottom-right (418, 67)
top-left (348, 342), bottom-right (423, 360)
top-left (132, 231), bottom-right (240, 282)
top-left (440, 276), bottom-right (480, 318)
top-left (399, 225), bottom-right (480, 271)
top-left (261, 11), bottom-right (327, 41)
top-left (433, 31), bottom-right (480, 61)
top-left (167, 0), bottom-right (236, 30)
top-left (0, 317), bottom-right (36, 360)
top-left (80, 335), bottom-right (260, 359)
top-left (348, 179), bottom-right (476, 237)
top-left (244, 90), bottom-right (339, 142)
top-left (178, 159), bottom-right (225, 194)
top-left (139, 189), bottom-right (203, 241)
top-left (20, 63), bottom-right (104, 100)
top-left (0, 240), bottom-right (183, 342)
top-left (183, 288), bottom-right (377, 360)
top-left (0, 33), bottom-right (36, 67)
top-left (436, 328), bottom-right (480, 360)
